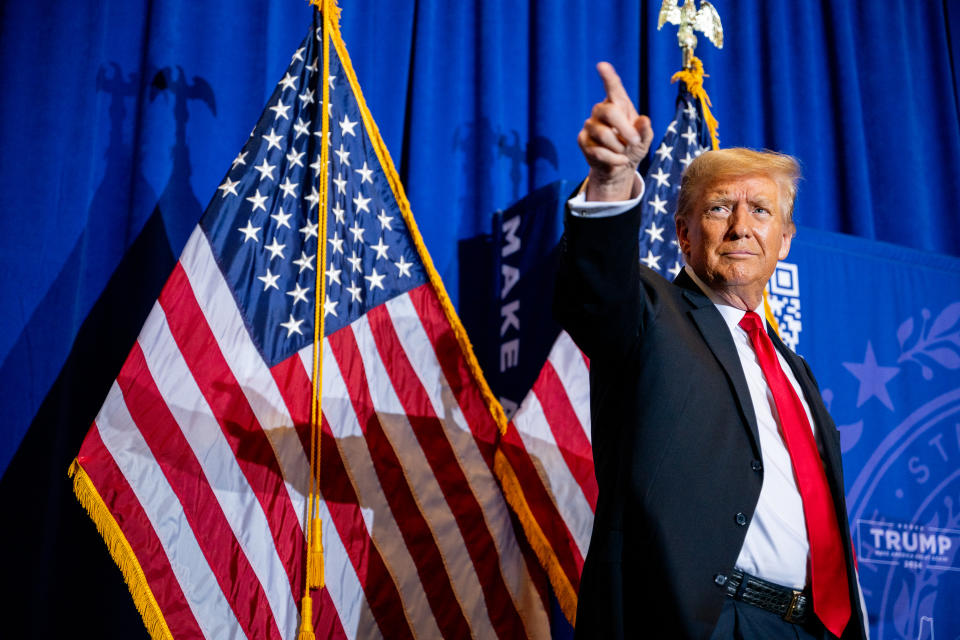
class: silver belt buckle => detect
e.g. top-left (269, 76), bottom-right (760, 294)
top-left (782, 589), bottom-right (803, 623)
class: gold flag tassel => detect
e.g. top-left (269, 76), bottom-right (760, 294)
top-left (670, 55), bottom-right (719, 151)
top-left (298, 1), bottom-right (339, 639)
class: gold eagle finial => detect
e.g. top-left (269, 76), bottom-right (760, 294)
top-left (657, 0), bottom-right (723, 70)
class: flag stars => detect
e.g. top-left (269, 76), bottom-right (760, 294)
top-left (254, 158), bottom-right (276, 182)
top-left (237, 220), bottom-right (260, 243)
top-left (683, 102), bottom-right (698, 119)
top-left (331, 204), bottom-right (345, 224)
top-left (681, 126), bottom-right (698, 145)
top-left (348, 220), bottom-right (366, 243)
top-left (655, 143), bottom-right (674, 161)
top-left (280, 314), bottom-right (304, 337)
top-left (293, 117), bottom-right (311, 139)
top-left (648, 194), bottom-right (668, 215)
top-left (346, 281), bottom-right (363, 302)
top-left (353, 192), bottom-right (371, 213)
top-left (292, 46), bottom-right (305, 62)
top-left (394, 255), bottom-right (413, 278)
top-left (668, 262), bottom-right (683, 278)
top-left (666, 120), bottom-right (678, 134)
top-left (246, 189), bottom-right (268, 212)
top-left (306, 57), bottom-right (318, 74)
top-left (269, 101), bottom-right (291, 121)
top-left (310, 155), bottom-right (323, 174)
top-left (264, 238), bottom-right (286, 260)
top-left (286, 148), bottom-right (305, 168)
top-left (644, 222), bottom-right (665, 244)
top-left (326, 265), bottom-right (342, 286)
top-left (218, 177), bottom-right (239, 198)
top-left (370, 237), bottom-right (390, 260)
top-left (333, 173), bottom-right (347, 194)
top-left (279, 72), bottom-right (298, 92)
top-left (272, 208), bottom-right (292, 229)
top-left (334, 144), bottom-right (350, 166)
top-left (287, 283), bottom-right (310, 305)
top-left (299, 219), bottom-right (318, 240)
top-left (323, 297), bottom-right (338, 317)
top-left (278, 177), bottom-right (298, 199)
top-left (377, 209), bottom-right (394, 230)
top-left (328, 232), bottom-right (345, 255)
top-left (364, 268), bottom-right (385, 290)
top-left (293, 251), bottom-right (315, 273)
top-left (298, 88), bottom-right (316, 106)
top-left (339, 115), bottom-right (358, 137)
top-left (680, 152), bottom-right (695, 168)
top-left (258, 268), bottom-right (280, 291)
top-left (232, 151), bottom-right (247, 168)
top-left (328, 74), bottom-right (336, 90)
top-left (640, 250), bottom-right (662, 270)
top-left (355, 162), bottom-right (374, 184)
top-left (262, 128), bottom-right (283, 151)
top-left (346, 251), bottom-right (362, 272)
top-left (305, 186), bottom-right (320, 209)
top-left (650, 168), bottom-right (671, 188)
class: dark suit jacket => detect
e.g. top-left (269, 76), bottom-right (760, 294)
top-left (554, 201), bottom-right (867, 639)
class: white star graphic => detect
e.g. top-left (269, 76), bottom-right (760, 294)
top-left (253, 159), bottom-right (276, 181)
top-left (246, 189), bottom-right (268, 212)
top-left (325, 265), bottom-right (342, 285)
top-left (278, 177), bottom-right (298, 199)
top-left (364, 268), bottom-right (385, 290)
top-left (286, 148), bottom-right (305, 168)
top-left (640, 250), bottom-right (662, 270)
top-left (655, 144), bottom-right (674, 161)
top-left (346, 251), bottom-right (362, 272)
top-left (272, 208), bottom-right (292, 229)
top-left (348, 220), bottom-right (365, 243)
top-left (293, 251), bottom-right (315, 273)
top-left (293, 117), bottom-right (311, 139)
top-left (298, 88), bottom-right (316, 106)
top-left (353, 192), bottom-right (371, 213)
top-left (269, 101), bottom-right (291, 121)
top-left (334, 144), bottom-right (350, 166)
top-left (355, 162), bottom-right (374, 184)
top-left (370, 237), bottom-right (389, 260)
top-left (346, 281), bottom-right (363, 302)
top-left (648, 194), bottom-right (668, 215)
top-left (644, 222), bottom-right (665, 243)
top-left (280, 314), bottom-right (304, 337)
top-left (339, 115), bottom-right (358, 137)
top-left (650, 168), bottom-right (670, 188)
top-left (306, 57), bottom-right (318, 74)
top-left (667, 261), bottom-right (683, 278)
top-left (304, 186), bottom-right (320, 209)
top-left (666, 120), bottom-right (678, 134)
top-left (681, 126), bottom-right (698, 145)
top-left (237, 220), bottom-right (260, 243)
top-left (279, 72), bottom-right (298, 91)
top-left (309, 155), bottom-right (323, 174)
top-left (218, 177), bottom-right (239, 198)
top-left (328, 74), bottom-right (336, 90)
top-left (258, 268), bottom-right (280, 291)
top-left (232, 151), bottom-right (247, 168)
top-left (683, 102), bottom-right (697, 119)
top-left (287, 283), bottom-right (310, 304)
top-left (377, 209), bottom-right (394, 230)
top-left (292, 46), bottom-right (305, 62)
top-left (328, 232), bottom-right (344, 255)
top-left (299, 219), bottom-right (318, 240)
top-left (323, 297), bottom-right (338, 317)
top-left (264, 237), bottom-right (286, 260)
top-left (332, 173), bottom-right (347, 194)
top-left (262, 128), bottom-right (283, 151)
top-left (679, 152), bottom-right (695, 168)
top-left (394, 255), bottom-right (413, 277)
top-left (331, 204), bottom-right (345, 224)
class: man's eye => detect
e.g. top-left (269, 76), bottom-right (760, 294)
top-left (754, 207), bottom-right (769, 215)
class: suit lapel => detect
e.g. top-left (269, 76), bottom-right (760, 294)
top-left (674, 270), bottom-right (762, 456)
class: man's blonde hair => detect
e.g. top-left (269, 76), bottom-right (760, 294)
top-left (675, 148), bottom-right (801, 232)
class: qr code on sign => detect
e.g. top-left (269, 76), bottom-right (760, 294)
top-left (766, 262), bottom-right (802, 352)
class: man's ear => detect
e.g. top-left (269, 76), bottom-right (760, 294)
top-left (675, 216), bottom-right (689, 256)
top-left (778, 229), bottom-right (793, 260)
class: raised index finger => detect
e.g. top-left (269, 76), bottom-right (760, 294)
top-left (597, 61), bottom-right (633, 108)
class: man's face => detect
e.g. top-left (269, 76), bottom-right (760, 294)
top-left (676, 174), bottom-right (792, 305)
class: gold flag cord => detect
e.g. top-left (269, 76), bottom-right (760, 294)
top-left (299, 2), bottom-right (339, 639)
top-left (670, 55), bottom-right (719, 152)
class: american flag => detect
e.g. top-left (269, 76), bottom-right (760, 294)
top-left (497, 83), bottom-right (712, 624)
top-left (70, 14), bottom-right (550, 639)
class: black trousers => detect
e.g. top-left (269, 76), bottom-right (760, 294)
top-left (709, 598), bottom-right (837, 640)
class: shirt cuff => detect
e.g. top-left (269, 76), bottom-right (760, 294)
top-left (567, 172), bottom-right (645, 218)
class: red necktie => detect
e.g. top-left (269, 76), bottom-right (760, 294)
top-left (738, 311), bottom-right (851, 637)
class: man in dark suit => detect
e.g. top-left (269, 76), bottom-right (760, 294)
top-left (555, 62), bottom-right (868, 639)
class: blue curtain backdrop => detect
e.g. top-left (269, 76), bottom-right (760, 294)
top-left (1, 1), bottom-right (958, 636)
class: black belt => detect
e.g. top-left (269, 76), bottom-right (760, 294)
top-left (719, 568), bottom-right (810, 624)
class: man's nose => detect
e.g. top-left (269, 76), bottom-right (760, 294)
top-left (726, 203), bottom-right (751, 238)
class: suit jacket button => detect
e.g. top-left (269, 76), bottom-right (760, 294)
top-left (751, 459), bottom-right (763, 472)
top-left (714, 573), bottom-right (728, 586)
top-left (735, 512), bottom-right (747, 526)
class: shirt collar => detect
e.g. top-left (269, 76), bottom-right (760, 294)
top-left (683, 265), bottom-right (766, 334)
